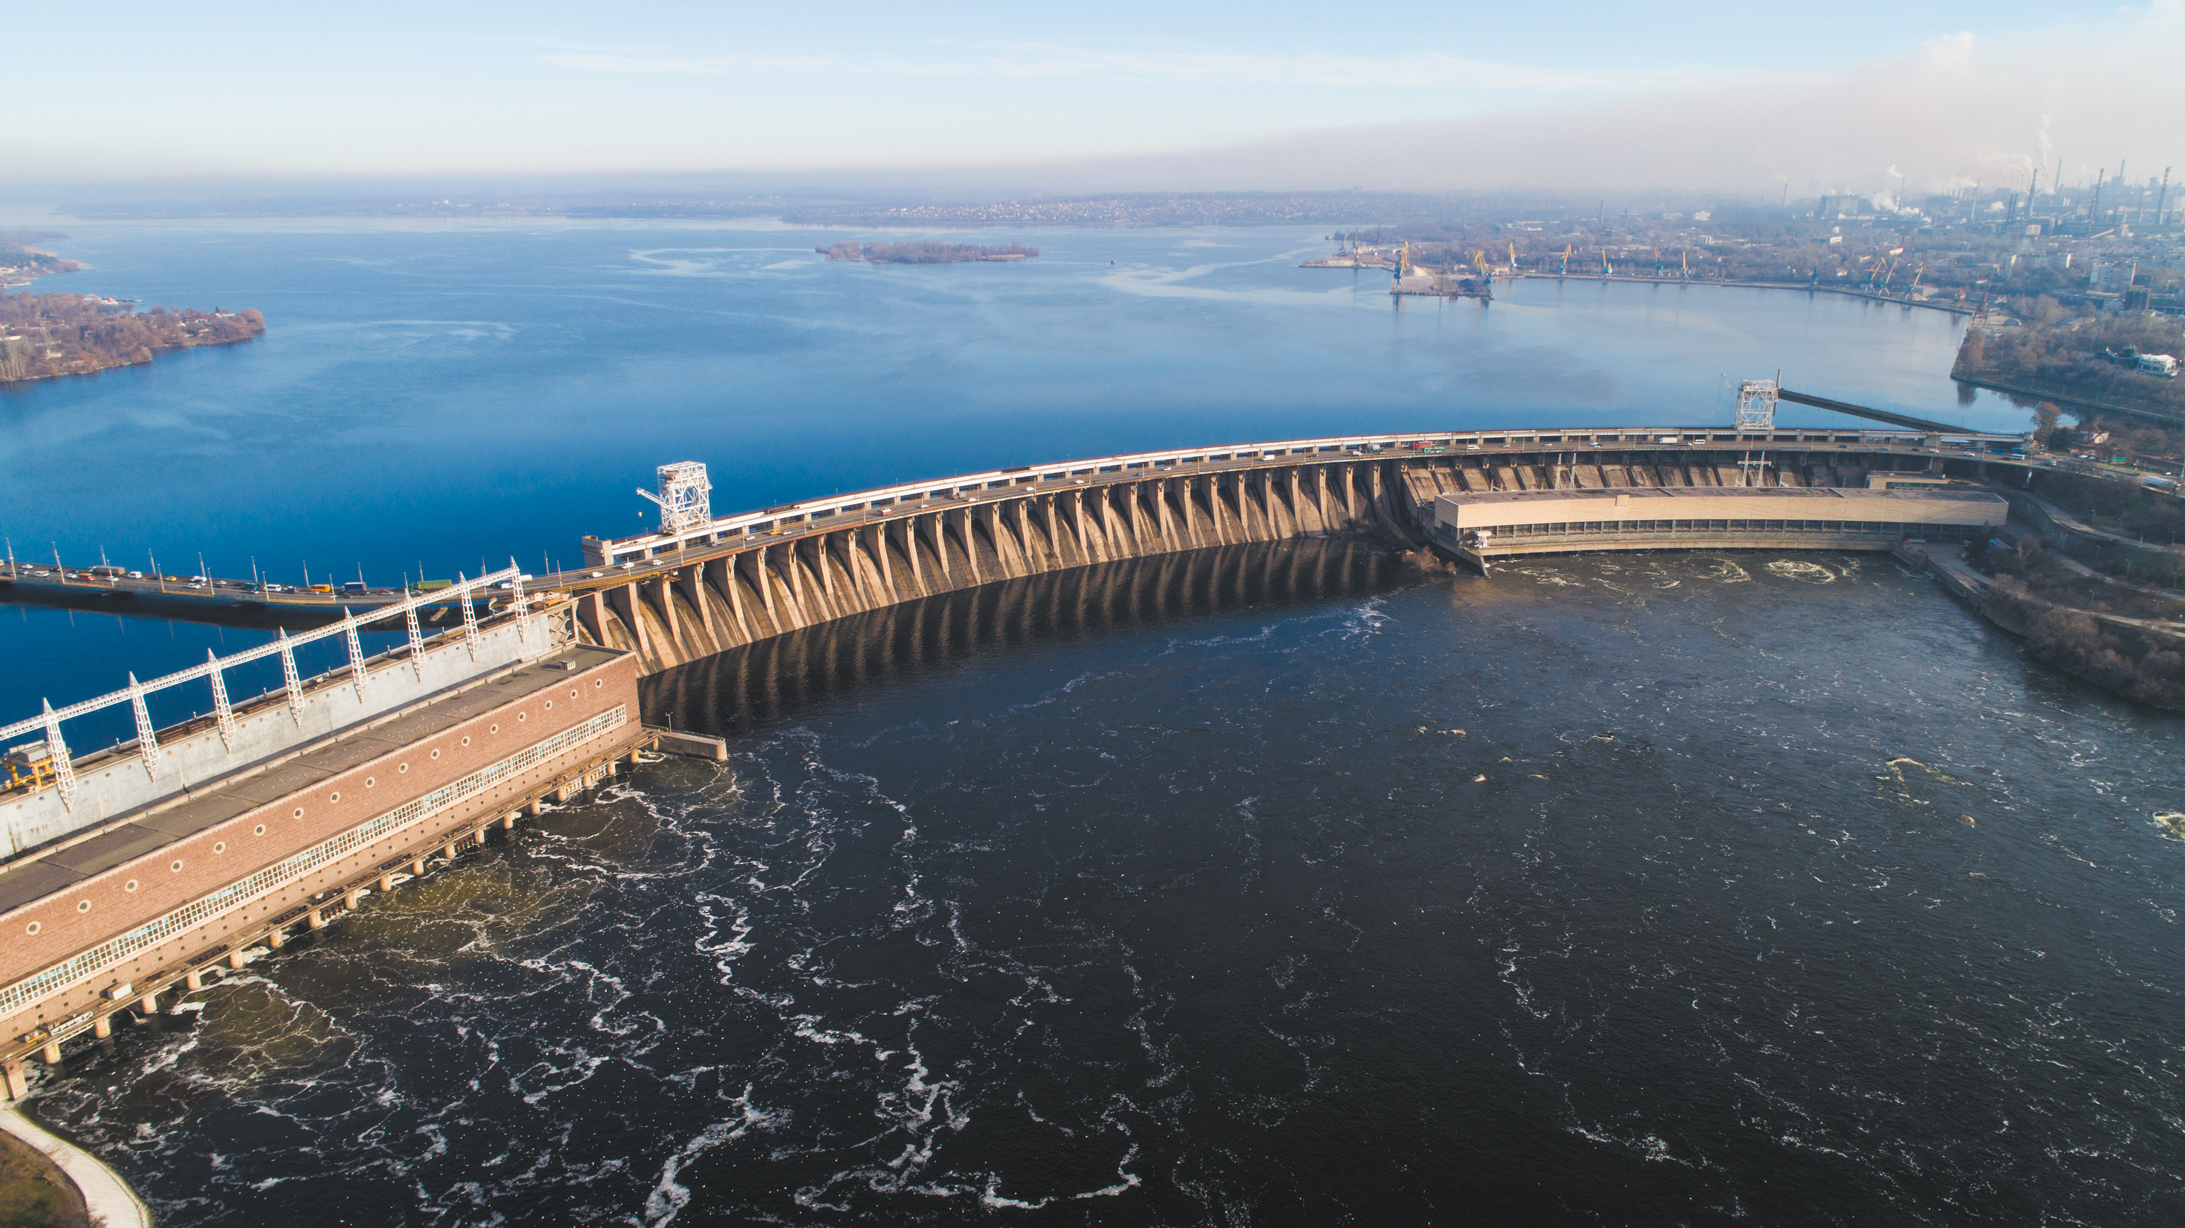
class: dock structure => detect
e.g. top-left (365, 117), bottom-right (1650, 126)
top-left (1390, 271), bottom-right (1492, 301)
top-left (0, 580), bottom-right (652, 1099)
top-left (1425, 485), bottom-right (2009, 571)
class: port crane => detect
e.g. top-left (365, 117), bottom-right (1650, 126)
top-left (1558, 245), bottom-right (1572, 277)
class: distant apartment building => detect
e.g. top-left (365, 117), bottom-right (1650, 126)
top-left (2088, 261), bottom-right (2135, 293)
top-left (1818, 194), bottom-right (1865, 217)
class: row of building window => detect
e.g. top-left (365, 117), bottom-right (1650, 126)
top-left (2, 705), bottom-right (630, 1015)
top-left (1469, 520), bottom-right (1984, 538)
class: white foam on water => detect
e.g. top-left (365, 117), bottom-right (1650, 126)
top-left (1765, 559), bottom-right (1837, 583)
top-left (641, 1084), bottom-right (785, 1227)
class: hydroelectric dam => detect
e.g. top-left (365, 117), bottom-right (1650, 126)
top-left (0, 414), bottom-right (2025, 1098)
top-left (555, 421), bottom-right (2020, 675)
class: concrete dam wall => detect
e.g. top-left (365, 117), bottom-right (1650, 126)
top-left (574, 460), bottom-right (1415, 674)
top-left (570, 426), bottom-right (2027, 676)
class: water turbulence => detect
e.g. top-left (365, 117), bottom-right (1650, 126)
top-left (24, 550), bottom-right (2185, 1226)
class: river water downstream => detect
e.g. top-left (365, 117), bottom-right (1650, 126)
top-left (5, 222), bottom-right (2182, 1224)
top-left (28, 546), bottom-right (2185, 1225)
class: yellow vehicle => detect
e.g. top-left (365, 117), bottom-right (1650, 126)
top-left (5, 742), bottom-right (57, 792)
top-left (309, 584), bottom-right (334, 594)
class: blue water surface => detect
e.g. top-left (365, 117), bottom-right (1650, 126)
top-left (3, 218), bottom-right (2021, 715)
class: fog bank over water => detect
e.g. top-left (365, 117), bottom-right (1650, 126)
top-left (1038, 20), bottom-right (2185, 196)
top-left (6, 3), bottom-right (2171, 190)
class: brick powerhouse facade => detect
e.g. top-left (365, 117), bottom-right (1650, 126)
top-left (0, 646), bottom-right (645, 1040)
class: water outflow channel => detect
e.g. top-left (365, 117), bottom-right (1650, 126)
top-left (30, 543), bottom-right (2185, 1226)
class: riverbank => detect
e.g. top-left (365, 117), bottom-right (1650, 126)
top-left (1508, 272), bottom-right (1971, 314)
top-left (0, 1123), bottom-right (90, 1227)
top-left (1951, 370), bottom-right (2185, 428)
top-left (1902, 540), bottom-right (2185, 710)
top-left (1, 1104), bottom-right (151, 1228)
top-left (0, 294), bottom-right (265, 385)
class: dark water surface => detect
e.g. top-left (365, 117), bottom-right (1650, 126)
top-left (31, 546), bottom-right (2185, 1225)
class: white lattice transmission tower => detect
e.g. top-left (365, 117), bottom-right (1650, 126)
top-left (637, 461), bottom-right (714, 535)
top-left (1734, 378), bottom-right (1779, 431)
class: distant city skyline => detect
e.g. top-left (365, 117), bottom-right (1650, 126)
top-left (6, 0), bottom-right (2182, 193)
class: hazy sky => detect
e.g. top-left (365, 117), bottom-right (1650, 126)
top-left (9, 1), bottom-right (2180, 193)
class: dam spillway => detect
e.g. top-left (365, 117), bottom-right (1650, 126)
top-left (644, 539), bottom-right (1412, 733)
top-left (556, 424), bottom-right (2030, 675)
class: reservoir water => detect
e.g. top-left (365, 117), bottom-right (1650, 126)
top-left (3, 219), bottom-right (2017, 724)
top-left (6, 222), bottom-right (2181, 1225)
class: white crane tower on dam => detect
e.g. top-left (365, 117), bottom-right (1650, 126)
top-left (635, 462), bottom-right (713, 536)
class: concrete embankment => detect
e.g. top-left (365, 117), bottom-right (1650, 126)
top-left (1895, 542), bottom-right (2185, 709)
top-left (1, 1103), bottom-right (152, 1228)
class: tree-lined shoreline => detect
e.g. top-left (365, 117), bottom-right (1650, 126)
top-left (1, 294), bottom-right (266, 385)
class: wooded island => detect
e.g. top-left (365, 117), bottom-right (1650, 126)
top-left (1, 294), bottom-right (266, 384)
